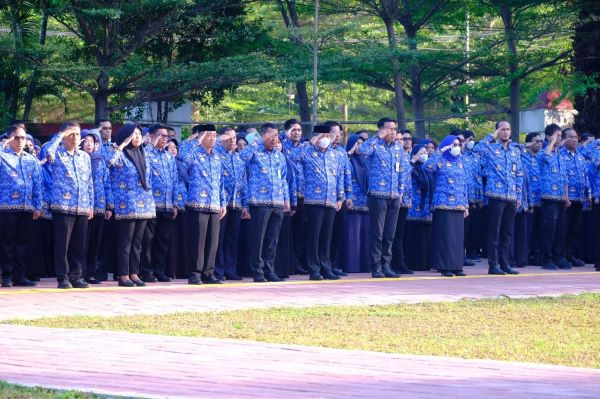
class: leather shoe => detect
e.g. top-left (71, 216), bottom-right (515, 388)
top-left (567, 256), bottom-right (585, 267)
top-left (70, 278), bottom-right (90, 289)
top-left (131, 278), bottom-right (146, 287)
top-left (542, 262), bottom-right (559, 270)
top-left (382, 267), bottom-right (400, 278)
top-left (224, 273), bottom-right (243, 281)
top-left (253, 275), bottom-right (267, 283)
top-left (142, 275), bottom-right (158, 283)
top-left (463, 258), bottom-right (476, 266)
top-left (188, 278), bottom-right (202, 285)
top-left (332, 268), bottom-right (348, 276)
top-left (156, 274), bottom-right (172, 282)
top-left (371, 271), bottom-right (385, 278)
top-left (395, 265), bottom-right (414, 274)
top-left (118, 279), bottom-right (135, 287)
top-left (441, 271), bottom-right (454, 277)
top-left (554, 258), bottom-right (572, 269)
top-left (488, 265), bottom-right (506, 275)
top-left (202, 274), bottom-right (223, 284)
top-left (500, 265), bottom-right (520, 275)
top-left (265, 273), bottom-right (284, 282)
top-left (453, 270), bottom-right (467, 277)
top-left (2, 277), bottom-right (13, 287)
top-left (322, 270), bottom-right (341, 280)
top-left (309, 273), bottom-right (323, 281)
top-left (57, 280), bottom-right (72, 289)
top-left (86, 277), bottom-right (101, 284)
top-left (295, 266), bottom-right (310, 275)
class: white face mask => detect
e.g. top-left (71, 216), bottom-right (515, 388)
top-left (418, 153), bottom-right (428, 163)
top-left (450, 146), bottom-right (461, 157)
top-left (318, 137), bottom-right (331, 149)
top-left (466, 140), bottom-right (475, 150)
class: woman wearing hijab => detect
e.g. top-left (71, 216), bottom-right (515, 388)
top-left (108, 123), bottom-right (155, 287)
top-left (81, 129), bottom-right (113, 284)
top-left (342, 133), bottom-right (371, 273)
top-left (424, 135), bottom-right (469, 277)
top-left (405, 144), bottom-right (433, 271)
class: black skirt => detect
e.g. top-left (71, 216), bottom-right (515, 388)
top-left (432, 209), bottom-right (464, 271)
top-left (404, 220), bottom-right (433, 271)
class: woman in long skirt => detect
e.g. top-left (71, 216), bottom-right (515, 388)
top-left (425, 135), bottom-right (469, 277)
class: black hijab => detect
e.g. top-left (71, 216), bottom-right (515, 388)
top-left (410, 144), bottom-right (431, 210)
top-left (346, 134), bottom-right (369, 194)
top-left (115, 123), bottom-right (148, 190)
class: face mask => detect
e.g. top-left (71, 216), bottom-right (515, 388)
top-left (466, 141), bottom-right (475, 150)
top-left (418, 153), bottom-right (428, 163)
top-left (450, 146), bottom-right (461, 157)
top-left (318, 137), bottom-right (331, 149)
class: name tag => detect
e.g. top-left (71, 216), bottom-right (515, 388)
top-left (395, 162), bottom-right (400, 172)
top-left (277, 169), bottom-right (281, 179)
top-left (512, 163), bottom-right (517, 173)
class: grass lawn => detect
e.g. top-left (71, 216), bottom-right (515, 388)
top-left (0, 381), bottom-right (124, 399)
top-left (9, 294), bottom-right (600, 368)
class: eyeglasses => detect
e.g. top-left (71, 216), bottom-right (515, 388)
top-left (402, 137), bottom-right (412, 141)
top-left (12, 136), bottom-right (27, 141)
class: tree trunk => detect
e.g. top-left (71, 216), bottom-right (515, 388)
top-left (23, 3), bottom-right (49, 122)
top-left (384, 18), bottom-right (406, 128)
top-left (9, 1), bottom-right (23, 119)
top-left (94, 70), bottom-right (110, 121)
top-left (501, 5), bottom-right (521, 142)
top-left (295, 81), bottom-right (312, 137)
top-left (406, 27), bottom-right (425, 138)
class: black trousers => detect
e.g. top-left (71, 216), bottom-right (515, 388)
top-left (391, 207), bottom-right (408, 269)
top-left (84, 214), bottom-right (105, 279)
top-left (330, 206), bottom-right (344, 269)
top-left (100, 218), bottom-right (118, 276)
top-left (368, 196), bottom-right (401, 272)
top-left (53, 212), bottom-right (88, 281)
top-left (291, 197), bottom-right (307, 269)
top-left (593, 200), bottom-right (600, 265)
top-left (0, 211), bottom-right (33, 280)
top-left (141, 211), bottom-right (174, 278)
top-left (560, 201), bottom-right (583, 259)
top-left (486, 198), bottom-right (516, 268)
top-left (513, 210), bottom-right (529, 267)
top-left (526, 207), bottom-right (542, 262)
top-left (41, 218), bottom-right (55, 276)
top-left (215, 207), bottom-right (242, 278)
top-left (540, 200), bottom-right (566, 263)
top-left (464, 204), bottom-right (483, 257)
top-left (186, 209), bottom-right (220, 279)
top-left (247, 206), bottom-right (284, 277)
top-left (116, 219), bottom-right (147, 277)
top-left (304, 205), bottom-right (336, 274)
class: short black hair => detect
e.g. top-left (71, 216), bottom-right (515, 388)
top-left (260, 123), bottom-right (278, 134)
top-left (166, 126), bottom-right (176, 133)
top-left (399, 128), bottom-right (412, 135)
top-left (60, 120), bottom-right (80, 132)
top-left (377, 117), bottom-right (396, 129)
top-left (218, 126), bottom-right (235, 135)
top-left (544, 123), bottom-right (561, 137)
top-left (148, 123), bottom-right (168, 135)
top-left (7, 124), bottom-right (26, 136)
top-left (495, 120), bottom-right (510, 129)
top-left (561, 127), bottom-right (577, 140)
top-left (284, 119), bottom-right (301, 130)
top-left (525, 132), bottom-right (541, 143)
top-left (323, 120), bottom-right (341, 130)
top-left (581, 132), bottom-right (593, 142)
top-left (450, 128), bottom-right (463, 137)
top-left (95, 118), bottom-right (111, 128)
top-left (169, 138), bottom-right (179, 147)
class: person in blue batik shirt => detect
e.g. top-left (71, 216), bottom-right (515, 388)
top-left (522, 132), bottom-right (544, 265)
top-left (356, 117), bottom-right (406, 279)
top-left (0, 125), bottom-right (42, 288)
top-left (96, 119), bottom-right (116, 160)
top-left (291, 124), bottom-right (346, 281)
top-left (425, 135), bottom-right (469, 277)
top-left (45, 121), bottom-right (95, 289)
top-left (108, 123), bottom-right (156, 287)
top-left (240, 123), bottom-right (290, 283)
top-left (538, 124), bottom-right (570, 270)
top-left (139, 124), bottom-right (181, 283)
top-left (80, 129), bottom-right (113, 284)
top-left (557, 127), bottom-right (589, 268)
top-left (476, 120), bottom-right (522, 275)
top-left (179, 124), bottom-right (227, 285)
top-left (214, 126), bottom-right (247, 281)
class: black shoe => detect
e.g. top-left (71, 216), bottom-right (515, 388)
top-left (529, 257), bottom-right (542, 266)
top-left (86, 277), bottom-right (101, 285)
top-left (453, 271), bottom-right (467, 277)
top-left (188, 277), bottom-right (203, 285)
top-left (202, 274), bottom-right (223, 284)
top-left (322, 270), bottom-right (341, 280)
top-left (567, 256), bottom-right (585, 267)
top-left (265, 273), bottom-right (284, 282)
top-left (309, 273), bottom-right (323, 281)
top-left (118, 279), bottom-right (135, 287)
top-left (554, 258), bottom-right (572, 269)
top-left (382, 267), bottom-right (400, 278)
top-left (224, 273), bottom-right (242, 281)
top-left (130, 278), bottom-right (146, 287)
top-left (371, 271), bottom-right (386, 278)
top-left (500, 265), bottom-right (520, 275)
top-left (541, 262), bottom-right (559, 270)
top-left (2, 277), bottom-right (13, 287)
top-left (295, 266), bottom-right (309, 275)
top-left (441, 271), bottom-right (454, 277)
top-left (253, 274), bottom-right (267, 283)
top-left (395, 265), bottom-right (414, 274)
top-left (57, 280), bottom-right (72, 289)
top-left (488, 265), bottom-right (506, 275)
top-left (156, 274), bottom-right (172, 282)
top-left (463, 258), bottom-right (476, 266)
top-left (28, 275), bottom-right (41, 282)
top-left (332, 268), bottom-right (348, 276)
top-left (142, 275), bottom-right (158, 283)
top-left (70, 279), bottom-right (89, 289)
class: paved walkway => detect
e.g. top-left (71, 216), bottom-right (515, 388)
top-left (1, 264), bottom-right (599, 398)
top-left (1, 324), bottom-right (599, 399)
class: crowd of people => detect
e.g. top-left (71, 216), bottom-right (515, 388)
top-left (1, 117), bottom-right (599, 289)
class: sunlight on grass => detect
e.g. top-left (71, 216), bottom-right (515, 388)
top-left (10, 294), bottom-right (600, 368)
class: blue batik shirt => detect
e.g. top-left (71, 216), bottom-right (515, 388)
top-left (0, 145), bottom-right (42, 213)
top-left (348, 155), bottom-right (369, 212)
top-left (332, 144), bottom-right (353, 198)
top-left (538, 149), bottom-right (568, 202)
top-left (216, 145), bottom-right (247, 210)
top-left (45, 134), bottom-right (94, 216)
top-left (290, 143), bottom-right (345, 209)
top-left (559, 147), bottom-right (590, 202)
top-left (178, 141), bottom-right (225, 213)
top-left (358, 136), bottom-right (407, 200)
top-left (108, 150), bottom-right (156, 220)
top-left (521, 151), bottom-right (541, 207)
top-left (240, 142), bottom-right (289, 208)
top-left (407, 162), bottom-right (433, 222)
top-left (425, 155), bottom-right (468, 211)
top-left (90, 155), bottom-right (113, 215)
top-left (462, 149), bottom-right (484, 205)
top-left (476, 134), bottom-right (523, 202)
top-left (146, 144), bottom-right (181, 212)
top-left (283, 139), bottom-right (304, 198)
